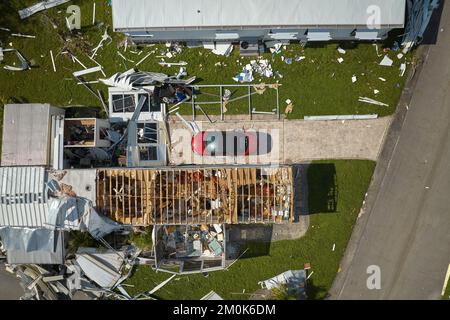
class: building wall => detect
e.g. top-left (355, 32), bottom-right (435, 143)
top-left (124, 27), bottom-right (393, 43)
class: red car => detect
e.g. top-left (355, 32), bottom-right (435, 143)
top-left (192, 131), bottom-right (271, 156)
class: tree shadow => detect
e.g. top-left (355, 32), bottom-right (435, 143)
top-left (307, 163), bottom-right (338, 214)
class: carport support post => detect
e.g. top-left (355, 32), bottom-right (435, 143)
top-left (191, 95), bottom-right (195, 121)
top-left (248, 85), bottom-right (252, 120)
top-left (276, 86), bottom-right (280, 120)
top-left (220, 85), bottom-right (224, 121)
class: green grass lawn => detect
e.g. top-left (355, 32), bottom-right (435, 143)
top-left (1, 1), bottom-right (411, 120)
top-left (123, 160), bottom-right (376, 300)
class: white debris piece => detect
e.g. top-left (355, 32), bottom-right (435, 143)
top-left (295, 56), bottom-right (306, 61)
top-left (158, 61), bottom-right (188, 67)
top-left (73, 66), bottom-right (103, 77)
top-left (18, 0), bottom-right (70, 19)
top-left (176, 67), bottom-right (187, 79)
top-left (397, 53), bottom-right (404, 60)
top-left (337, 47), bottom-right (346, 54)
top-left (358, 97), bottom-right (389, 107)
top-left (399, 63), bottom-right (406, 77)
top-left (203, 43), bottom-right (233, 56)
top-left (378, 77), bottom-right (386, 82)
top-left (135, 52), bottom-right (152, 67)
top-left (352, 75), bottom-right (357, 83)
top-left (374, 89), bottom-right (380, 95)
top-left (337, 57), bottom-right (344, 64)
top-left (50, 50), bottom-right (56, 72)
top-left (379, 55), bottom-right (394, 67)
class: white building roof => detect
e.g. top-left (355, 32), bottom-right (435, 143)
top-left (112, 0), bottom-right (406, 31)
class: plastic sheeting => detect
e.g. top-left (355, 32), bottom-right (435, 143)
top-left (112, 0), bottom-right (406, 30)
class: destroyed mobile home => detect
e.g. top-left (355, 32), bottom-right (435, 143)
top-left (0, 60), bottom-right (297, 299)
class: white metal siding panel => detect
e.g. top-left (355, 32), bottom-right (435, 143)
top-left (0, 167), bottom-right (48, 228)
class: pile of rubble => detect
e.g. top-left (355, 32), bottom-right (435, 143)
top-left (5, 245), bottom-right (141, 300)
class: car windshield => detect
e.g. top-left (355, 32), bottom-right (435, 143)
top-left (204, 134), bottom-right (222, 156)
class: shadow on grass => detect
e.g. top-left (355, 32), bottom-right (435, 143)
top-left (307, 163), bottom-right (338, 214)
top-left (306, 278), bottom-right (330, 300)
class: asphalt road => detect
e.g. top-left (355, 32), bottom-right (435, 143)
top-left (330, 2), bottom-right (450, 299)
top-left (0, 261), bottom-right (22, 300)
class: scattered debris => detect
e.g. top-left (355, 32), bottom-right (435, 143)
top-left (158, 61), bottom-right (188, 67)
top-left (195, 105), bottom-right (216, 123)
top-left (201, 291), bottom-right (224, 300)
top-left (337, 47), bottom-right (346, 54)
top-left (400, 63), bottom-right (407, 77)
top-left (358, 97), bottom-right (389, 107)
top-left (374, 89), bottom-right (380, 95)
top-left (373, 43), bottom-right (382, 57)
top-left (117, 51), bottom-right (134, 63)
top-left (11, 33), bottom-right (36, 39)
top-left (73, 66), bottom-right (103, 77)
top-left (258, 270), bottom-right (307, 300)
top-left (19, 0), bottom-right (71, 19)
top-left (204, 43), bottom-right (233, 56)
top-left (50, 50), bottom-right (56, 72)
top-left (351, 75), bottom-right (357, 83)
top-left (378, 77), bottom-right (386, 82)
top-left (100, 69), bottom-right (195, 91)
top-left (135, 52), bottom-right (152, 67)
top-left (3, 49), bottom-right (31, 71)
top-left (92, 2), bottom-right (96, 25)
top-left (379, 55), bottom-right (394, 67)
top-left (91, 29), bottom-right (112, 59)
top-left (285, 99), bottom-right (294, 114)
top-left (337, 57), bottom-right (344, 64)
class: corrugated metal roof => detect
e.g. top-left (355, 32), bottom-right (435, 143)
top-left (0, 167), bottom-right (49, 228)
top-left (112, 0), bottom-right (406, 31)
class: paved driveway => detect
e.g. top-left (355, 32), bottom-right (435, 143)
top-left (168, 117), bottom-right (391, 165)
top-left (0, 262), bottom-right (22, 300)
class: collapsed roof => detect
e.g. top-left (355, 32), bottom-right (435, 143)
top-left (96, 166), bottom-right (294, 225)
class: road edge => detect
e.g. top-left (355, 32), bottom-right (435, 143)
top-left (326, 43), bottom-right (432, 299)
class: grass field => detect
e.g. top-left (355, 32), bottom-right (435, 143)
top-left (1, 0), bottom-right (411, 120)
top-left (123, 160), bottom-right (376, 300)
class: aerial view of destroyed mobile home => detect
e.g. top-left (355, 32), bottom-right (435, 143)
top-left (0, 0), bottom-right (448, 303)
